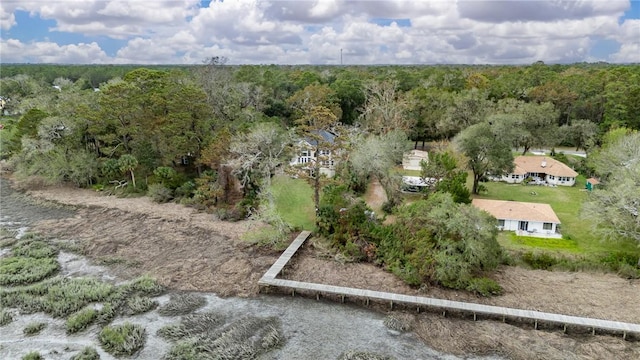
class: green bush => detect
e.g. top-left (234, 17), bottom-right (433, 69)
top-left (617, 263), bottom-right (640, 279)
top-left (0, 308), bottom-right (14, 326)
top-left (466, 277), bottom-right (503, 296)
top-left (148, 183), bottom-right (173, 203)
top-left (0, 256), bottom-right (59, 285)
top-left (23, 322), bottom-right (47, 336)
top-left (66, 307), bottom-right (98, 334)
top-left (521, 251), bottom-right (559, 270)
top-left (22, 352), bottom-right (43, 360)
top-left (98, 322), bottom-right (146, 356)
top-left (70, 347), bottom-right (101, 360)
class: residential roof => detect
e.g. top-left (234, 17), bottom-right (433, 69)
top-left (304, 130), bottom-right (336, 146)
top-left (587, 177), bottom-right (600, 185)
top-left (511, 156), bottom-right (578, 177)
top-left (472, 199), bottom-right (561, 223)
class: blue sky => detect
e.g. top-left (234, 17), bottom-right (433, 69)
top-left (1, 0), bottom-right (638, 64)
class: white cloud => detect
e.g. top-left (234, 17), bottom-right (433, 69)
top-left (0, 38), bottom-right (110, 63)
top-left (0, 0), bottom-right (638, 64)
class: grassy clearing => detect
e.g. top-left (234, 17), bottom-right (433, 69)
top-left (98, 322), bottom-right (146, 357)
top-left (157, 293), bottom-right (206, 316)
top-left (270, 175), bottom-right (315, 230)
top-left (476, 178), bottom-right (639, 256)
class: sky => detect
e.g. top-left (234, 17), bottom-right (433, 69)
top-left (0, 0), bottom-right (638, 65)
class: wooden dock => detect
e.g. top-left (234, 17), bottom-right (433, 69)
top-left (259, 231), bottom-right (640, 339)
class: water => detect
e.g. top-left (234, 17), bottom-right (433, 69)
top-left (0, 178), bottom-right (498, 360)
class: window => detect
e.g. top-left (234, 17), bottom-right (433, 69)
top-left (543, 223), bottom-right (553, 230)
top-left (549, 175), bottom-right (555, 180)
top-left (301, 150), bottom-right (309, 157)
top-left (511, 174), bottom-right (519, 179)
top-left (498, 219), bottom-right (505, 227)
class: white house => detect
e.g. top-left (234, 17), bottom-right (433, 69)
top-left (497, 156), bottom-right (578, 186)
top-left (472, 199), bottom-right (562, 238)
top-left (289, 130), bottom-right (337, 177)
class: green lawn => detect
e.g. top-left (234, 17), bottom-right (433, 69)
top-left (270, 175), bottom-right (316, 231)
top-left (475, 176), bottom-right (639, 256)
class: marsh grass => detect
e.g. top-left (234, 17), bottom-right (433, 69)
top-left (157, 311), bottom-right (226, 340)
top-left (0, 256), bottom-right (60, 285)
top-left (0, 277), bottom-right (114, 317)
top-left (23, 321), bottom-right (47, 336)
top-left (0, 235), bottom-right (60, 286)
top-left (70, 347), bottom-right (100, 360)
top-left (98, 322), bottom-right (146, 357)
top-left (162, 315), bottom-right (284, 360)
top-left (11, 239), bottom-right (58, 258)
top-left (383, 314), bottom-right (412, 332)
top-left (66, 307), bottom-right (98, 334)
top-left (0, 308), bottom-right (13, 326)
top-left (157, 293), bottom-right (206, 316)
top-left (124, 275), bottom-right (165, 297)
top-left (124, 296), bottom-right (158, 315)
top-left (21, 351), bottom-right (43, 360)
top-left (338, 350), bottom-right (395, 360)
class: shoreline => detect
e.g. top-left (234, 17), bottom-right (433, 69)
top-left (5, 179), bottom-right (640, 359)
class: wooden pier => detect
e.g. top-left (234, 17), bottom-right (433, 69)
top-left (259, 231), bottom-right (640, 339)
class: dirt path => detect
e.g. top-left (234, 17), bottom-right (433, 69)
top-left (21, 184), bottom-right (640, 360)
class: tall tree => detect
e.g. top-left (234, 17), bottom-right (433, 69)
top-left (228, 122), bottom-right (292, 190)
top-left (439, 89), bottom-right (491, 138)
top-left (358, 80), bottom-right (410, 135)
top-left (583, 130), bottom-right (640, 262)
top-left (420, 151), bottom-right (471, 203)
top-left (456, 122), bottom-right (514, 194)
top-left (348, 130), bottom-right (410, 205)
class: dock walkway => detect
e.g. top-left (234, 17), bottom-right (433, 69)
top-left (259, 231), bottom-right (640, 339)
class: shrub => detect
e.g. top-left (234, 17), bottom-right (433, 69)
top-left (158, 293), bottom-right (206, 316)
top-left (23, 322), bottom-right (47, 336)
top-left (98, 322), bottom-right (146, 356)
top-left (70, 347), bottom-right (100, 360)
top-left (66, 307), bottom-right (98, 334)
top-left (617, 263), bottom-right (640, 279)
top-left (22, 352), bottom-right (43, 360)
top-left (466, 277), bottom-right (503, 296)
top-left (521, 251), bottom-right (558, 270)
top-left (0, 308), bottom-right (14, 326)
top-left (0, 256), bottom-right (60, 285)
top-left (148, 183), bottom-right (173, 203)
top-left (175, 181), bottom-right (195, 198)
